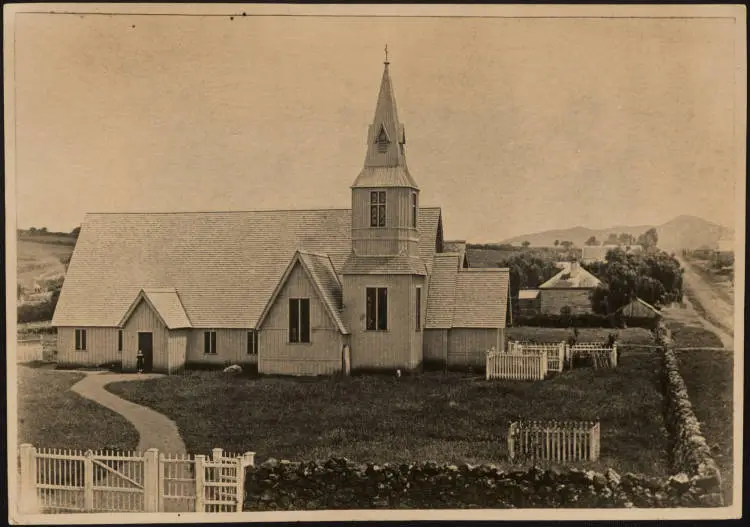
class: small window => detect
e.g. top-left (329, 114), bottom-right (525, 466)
top-left (247, 330), bottom-right (259, 355)
top-left (415, 286), bottom-right (422, 331)
top-left (118, 330), bottom-right (123, 352)
top-left (366, 287), bottom-right (388, 331)
top-left (75, 329), bottom-right (87, 351)
top-left (370, 191), bottom-right (386, 228)
top-left (411, 192), bottom-right (418, 228)
top-left (289, 299), bottom-right (311, 343)
top-left (204, 331), bottom-right (217, 354)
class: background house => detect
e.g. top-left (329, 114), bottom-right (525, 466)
top-left (537, 261), bottom-right (601, 315)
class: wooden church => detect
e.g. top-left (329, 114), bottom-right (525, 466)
top-left (51, 57), bottom-right (511, 375)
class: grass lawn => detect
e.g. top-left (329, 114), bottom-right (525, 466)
top-left (507, 326), bottom-right (655, 345)
top-left (16, 365), bottom-right (139, 451)
top-left (676, 349), bottom-right (734, 504)
top-left (107, 345), bottom-right (668, 476)
top-left (664, 320), bottom-right (724, 348)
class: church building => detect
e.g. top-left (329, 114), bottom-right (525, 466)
top-left (51, 57), bottom-right (511, 375)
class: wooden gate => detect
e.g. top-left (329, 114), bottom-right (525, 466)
top-left (19, 444), bottom-right (255, 515)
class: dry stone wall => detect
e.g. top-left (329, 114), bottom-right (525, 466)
top-left (243, 458), bottom-right (723, 510)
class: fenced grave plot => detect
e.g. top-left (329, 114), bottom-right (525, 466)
top-left (486, 350), bottom-right (548, 380)
top-left (508, 341), bottom-right (567, 372)
top-left (507, 420), bottom-right (601, 463)
top-left (568, 343), bottom-right (618, 369)
top-left (18, 445), bottom-right (254, 514)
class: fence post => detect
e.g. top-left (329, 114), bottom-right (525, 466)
top-left (143, 448), bottom-right (159, 512)
top-left (19, 444), bottom-right (37, 515)
top-left (212, 448), bottom-right (223, 462)
top-left (612, 345), bottom-right (618, 367)
top-left (507, 423), bottom-right (515, 462)
top-left (194, 455), bottom-right (206, 513)
top-left (84, 450), bottom-right (94, 512)
top-left (158, 453), bottom-right (165, 512)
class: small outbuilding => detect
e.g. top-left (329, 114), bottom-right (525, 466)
top-left (616, 297), bottom-right (661, 320)
top-left (538, 261), bottom-right (601, 315)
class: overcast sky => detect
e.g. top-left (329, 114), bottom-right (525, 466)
top-left (10, 9), bottom-right (741, 242)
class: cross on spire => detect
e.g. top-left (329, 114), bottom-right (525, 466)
top-left (384, 44), bottom-right (389, 64)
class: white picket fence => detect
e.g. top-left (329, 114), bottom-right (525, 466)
top-left (16, 337), bottom-right (57, 363)
top-left (507, 341), bottom-right (566, 372)
top-left (486, 350), bottom-right (548, 381)
top-left (507, 420), bottom-right (601, 463)
top-left (18, 444), bottom-right (254, 514)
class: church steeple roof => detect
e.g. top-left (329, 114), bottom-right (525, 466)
top-left (352, 51), bottom-right (418, 189)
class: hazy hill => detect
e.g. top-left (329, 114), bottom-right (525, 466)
top-left (16, 231), bottom-right (76, 291)
top-left (501, 215), bottom-right (732, 251)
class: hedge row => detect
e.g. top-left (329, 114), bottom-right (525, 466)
top-left (512, 313), bottom-right (657, 329)
top-left (243, 458), bottom-right (723, 510)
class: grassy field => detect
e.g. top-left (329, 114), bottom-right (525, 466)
top-left (17, 238), bottom-right (73, 290)
top-left (108, 346), bottom-right (668, 475)
top-left (16, 365), bottom-right (139, 451)
top-left (507, 326), bottom-right (655, 345)
top-left (663, 319), bottom-right (724, 348)
top-left (675, 349), bottom-right (734, 504)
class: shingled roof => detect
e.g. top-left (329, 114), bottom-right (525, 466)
top-left (52, 207), bottom-right (441, 328)
top-left (452, 269), bottom-right (511, 328)
top-left (538, 264), bottom-right (601, 289)
top-left (425, 257), bottom-right (510, 329)
top-left (257, 251), bottom-right (348, 334)
top-left (119, 288), bottom-right (192, 329)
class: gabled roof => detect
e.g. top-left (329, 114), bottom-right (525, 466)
top-left (443, 240), bottom-right (469, 268)
top-left (118, 288), bottom-right (192, 329)
top-left (426, 260), bottom-right (510, 330)
top-left (452, 268), bottom-right (511, 328)
top-left (256, 251), bottom-right (348, 335)
top-left (341, 255), bottom-right (427, 275)
top-left (425, 254), bottom-right (460, 329)
top-left (52, 207), bottom-right (442, 328)
top-left (617, 296), bottom-right (661, 318)
top-left (539, 265), bottom-right (601, 289)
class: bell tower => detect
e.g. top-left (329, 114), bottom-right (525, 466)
top-left (350, 50), bottom-right (420, 257)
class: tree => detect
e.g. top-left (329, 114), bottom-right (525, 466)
top-left (605, 233), bottom-right (619, 245)
top-left (618, 232), bottom-right (636, 246)
top-left (39, 227), bottom-right (48, 233)
top-left (584, 236), bottom-right (599, 246)
top-left (554, 240), bottom-right (560, 247)
top-left (637, 227), bottom-right (659, 251)
top-left (521, 241), bottom-right (531, 248)
top-left (497, 253), bottom-right (560, 307)
top-left (560, 240), bottom-right (574, 249)
top-left (71, 226), bottom-right (81, 238)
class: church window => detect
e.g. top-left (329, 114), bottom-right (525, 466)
top-left (247, 330), bottom-right (259, 355)
top-left (75, 329), bottom-right (87, 351)
top-left (289, 298), bottom-right (311, 343)
top-left (366, 287), bottom-right (388, 331)
top-left (370, 191), bottom-right (386, 227)
top-left (204, 331), bottom-right (217, 354)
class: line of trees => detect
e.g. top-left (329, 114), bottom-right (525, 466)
top-left (584, 245), bottom-right (683, 315)
top-left (496, 253), bottom-right (561, 308)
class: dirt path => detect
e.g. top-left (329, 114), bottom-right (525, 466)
top-left (677, 256), bottom-right (735, 335)
top-left (70, 372), bottom-right (186, 455)
top-left (662, 296), bottom-right (734, 351)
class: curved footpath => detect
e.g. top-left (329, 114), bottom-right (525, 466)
top-left (70, 372), bottom-right (186, 455)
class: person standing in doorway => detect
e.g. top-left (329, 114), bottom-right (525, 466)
top-left (136, 349), bottom-right (144, 374)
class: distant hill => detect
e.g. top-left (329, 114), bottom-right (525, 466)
top-left (16, 231), bottom-right (76, 292)
top-left (501, 215), bottom-right (733, 251)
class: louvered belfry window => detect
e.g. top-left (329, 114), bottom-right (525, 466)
top-left (376, 126), bottom-right (389, 153)
top-left (370, 191), bottom-right (386, 228)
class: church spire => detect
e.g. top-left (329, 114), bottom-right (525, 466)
top-left (362, 52), bottom-right (407, 170)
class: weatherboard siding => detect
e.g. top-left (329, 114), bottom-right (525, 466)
top-left (123, 299), bottom-right (170, 372)
top-left (57, 327), bottom-right (120, 367)
top-left (258, 262), bottom-right (344, 376)
top-left (351, 188), bottom-right (419, 257)
top-left (342, 274), bottom-right (421, 371)
top-left (448, 328), bottom-right (502, 369)
top-left (539, 289), bottom-right (593, 315)
top-left (186, 329), bottom-right (258, 366)
top-left (423, 329), bottom-right (448, 368)
top-left (168, 330), bottom-right (188, 373)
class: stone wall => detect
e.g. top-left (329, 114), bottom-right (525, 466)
top-left (662, 345), bottom-right (723, 505)
top-left (243, 458), bottom-right (723, 510)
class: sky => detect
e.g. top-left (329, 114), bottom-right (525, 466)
top-left (8, 8), bottom-right (743, 242)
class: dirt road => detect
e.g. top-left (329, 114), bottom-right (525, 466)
top-left (676, 256), bottom-right (734, 347)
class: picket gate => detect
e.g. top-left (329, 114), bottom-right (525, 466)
top-left (486, 350), bottom-right (548, 381)
top-left (18, 444), bottom-right (255, 515)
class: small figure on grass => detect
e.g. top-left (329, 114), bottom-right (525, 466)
top-left (136, 349), bottom-right (144, 374)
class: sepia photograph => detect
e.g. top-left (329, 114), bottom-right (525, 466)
top-left (4, 3), bottom-right (746, 523)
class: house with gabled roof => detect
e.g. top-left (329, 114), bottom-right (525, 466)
top-left (537, 260), bottom-right (601, 315)
top-left (52, 56), bottom-right (510, 375)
